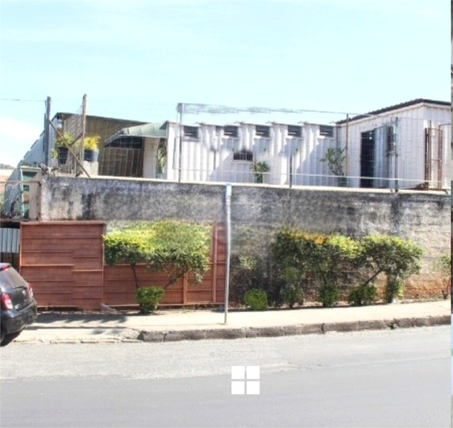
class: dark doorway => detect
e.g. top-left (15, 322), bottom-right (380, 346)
top-left (360, 130), bottom-right (375, 188)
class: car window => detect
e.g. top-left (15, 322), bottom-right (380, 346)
top-left (0, 267), bottom-right (28, 288)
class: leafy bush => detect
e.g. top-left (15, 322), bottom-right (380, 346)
top-left (244, 289), bottom-right (268, 311)
top-left (317, 283), bottom-right (339, 307)
top-left (434, 254), bottom-right (451, 299)
top-left (55, 132), bottom-right (76, 148)
top-left (135, 287), bottom-right (165, 314)
top-left (348, 284), bottom-right (377, 306)
top-left (281, 284), bottom-right (303, 308)
top-left (230, 227), bottom-right (284, 307)
top-left (272, 230), bottom-right (359, 307)
top-left (359, 236), bottom-right (423, 303)
top-left (103, 221), bottom-right (211, 290)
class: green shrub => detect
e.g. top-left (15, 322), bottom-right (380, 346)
top-left (103, 221), bottom-right (211, 290)
top-left (244, 289), bottom-right (268, 311)
top-left (348, 284), bottom-right (377, 306)
top-left (317, 283), bottom-right (339, 307)
top-left (272, 230), bottom-right (360, 305)
top-left (281, 284), bottom-right (303, 308)
top-left (359, 236), bottom-right (423, 303)
top-left (230, 227), bottom-right (284, 308)
top-left (55, 132), bottom-right (76, 148)
top-left (136, 287), bottom-right (165, 314)
top-left (434, 254), bottom-right (451, 299)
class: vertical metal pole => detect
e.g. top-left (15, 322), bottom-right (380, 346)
top-left (80, 94), bottom-right (87, 176)
top-left (394, 117), bottom-right (399, 192)
top-left (345, 114), bottom-right (349, 180)
top-left (178, 103), bottom-right (183, 183)
top-left (224, 183), bottom-right (232, 324)
top-left (438, 126), bottom-right (443, 189)
top-left (289, 150), bottom-right (293, 188)
top-left (43, 96), bottom-right (51, 166)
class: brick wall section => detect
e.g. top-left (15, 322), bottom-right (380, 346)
top-left (39, 176), bottom-right (450, 300)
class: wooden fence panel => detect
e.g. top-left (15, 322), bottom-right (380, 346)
top-left (20, 222), bottom-right (105, 310)
top-left (20, 221), bottom-right (226, 310)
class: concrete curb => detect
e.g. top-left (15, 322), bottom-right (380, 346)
top-left (14, 314), bottom-right (450, 344)
top-left (136, 314), bottom-right (450, 343)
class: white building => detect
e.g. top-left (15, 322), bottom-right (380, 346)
top-left (102, 98), bottom-right (451, 190)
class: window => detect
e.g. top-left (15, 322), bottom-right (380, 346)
top-left (183, 126), bottom-right (198, 139)
top-left (107, 136), bottom-right (143, 149)
top-left (255, 125), bottom-right (270, 138)
top-left (319, 125), bottom-right (334, 138)
top-left (386, 126), bottom-right (394, 153)
top-left (233, 149), bottom-right (253, 162)
top-left (287, 125), bottom-right (302, 138)
top-left (223, 126), bottom-right (238, 138)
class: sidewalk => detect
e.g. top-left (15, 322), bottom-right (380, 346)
top-left (15, 300), bottom-right (450, 344)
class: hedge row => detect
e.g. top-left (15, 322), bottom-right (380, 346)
top-left (232, 229), bottom-right (425, 309)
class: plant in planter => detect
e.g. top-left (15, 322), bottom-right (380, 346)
top-left (251, 161), bottom-right (270, 183)
top-left (84, 136), bottom-right (100, 162)
top-left (55, 132), bottom-right (76, 165)
top-left (320, 147), bottom-right (347, 187)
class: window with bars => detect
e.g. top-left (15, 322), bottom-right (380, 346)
top-left (255, 125), bottom-right (270, 138)
top-left (287, 125), bottom-right (302, 138)
top-left (319, 125), bottom-right (334, 137)
top-left (183, 126), bottom-right (198, 139)
top-left (223, 126), bottom-right (239, 138)
top-left (233, 149), bottom-right (253, 162)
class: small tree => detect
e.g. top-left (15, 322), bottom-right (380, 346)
top-left (104, 229), bottom-right (152, 289)
top-left (359, 236), bottom-right (423, 303)
top-left (103, 221), bottom-right (212, 312)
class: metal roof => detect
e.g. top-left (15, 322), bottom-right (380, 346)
top-left (104, 122), bottom-right (167, 145)
top-left (336, 99), bottom-right (450, 125)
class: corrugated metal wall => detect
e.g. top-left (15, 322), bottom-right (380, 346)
top-left (165, 122), bottom-right (337, 186)
top-left (337, 103), bottom-right (451, 189)
top-left (0, 226), bottom-right (20, 268)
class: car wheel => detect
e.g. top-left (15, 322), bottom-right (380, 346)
top-left (0, 332), bottom-right (21, 347)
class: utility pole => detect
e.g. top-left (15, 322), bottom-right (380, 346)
top-left (43, 96), bottom-right (51, 166)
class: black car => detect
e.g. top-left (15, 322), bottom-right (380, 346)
top-left (0, 263), bottom-right (37, 346)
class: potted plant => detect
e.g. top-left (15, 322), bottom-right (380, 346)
top-left (55, 132), bottom-right (76, 165)
top-left (251, 161), bottom-right (270, 184)
top-left (320, 147), bottom-right (347, 187)
top-left (84, 136), bottom-right (100, 162)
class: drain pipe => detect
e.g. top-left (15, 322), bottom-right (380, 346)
top-left (224, 183), bottom-right (232, 324)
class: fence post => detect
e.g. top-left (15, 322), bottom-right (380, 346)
top-left (224, 183), bottom-right (232, 324)
top-left (394, 117), bottom-right (399, 192)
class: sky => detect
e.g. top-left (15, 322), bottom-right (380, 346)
top-left (0, 0), bottom-right (450, 167)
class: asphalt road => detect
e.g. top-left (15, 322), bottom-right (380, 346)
top-left (0, 327), bottom-right (450, 428)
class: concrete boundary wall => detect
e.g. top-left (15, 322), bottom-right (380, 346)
top-left (39, 176), bottom-right (450, 299)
